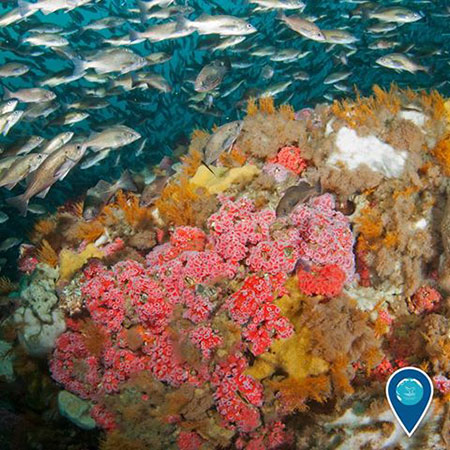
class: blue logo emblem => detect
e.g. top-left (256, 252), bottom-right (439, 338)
top-left (386, 367), bottom-right (433, 437)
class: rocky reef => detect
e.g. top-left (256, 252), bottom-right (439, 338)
top-left (1, 86), bottom-right (449, 449)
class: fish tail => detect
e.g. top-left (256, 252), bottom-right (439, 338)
top-left (18, 0), bottom-right (32, 16)
top-left (6, 194), bottom-right (29, 217)
top-left (276, 10), bottom-right (286, 21)
top-left (118, 170), bottom-right (138, 193)
top-left (176, 15), bottom-right (193, 32)
top-left (3, 87), bottom-right (12, 101)
top-left (136, 0), bottom-right (147, 25)
top-left (129, 29), bottom-right (141, 43)
top-left (70, 56), bottom-right (86, 77)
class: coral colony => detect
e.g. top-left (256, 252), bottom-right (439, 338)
top-left (1, 87), bottom-right (450, 449)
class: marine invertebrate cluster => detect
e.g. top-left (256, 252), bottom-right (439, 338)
top-left (2, 88), bottom-right (450, 449)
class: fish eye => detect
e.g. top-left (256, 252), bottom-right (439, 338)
top-left (76, 144), bottom-right (82, 150)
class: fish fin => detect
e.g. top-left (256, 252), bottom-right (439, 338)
top-left (175, 15), bottom-right (192, 32)
top-left (424, 63), bottom-right (433, 75)
top-left (117, 170), bottom-right (138, 193)
top-left (136, 0), bottom-right (147, 24)
top-left (36, 186), bottom-right (51, 199)
top-left (18, 0), bottom-right (32, 16)
top-left (3, 87), bottom-right (12, 101)
top-left (6, 194), bottom-right (29, 216)
top-left (70, 56), bottom-right (86, 78)
top-left (4, 181), bottom-right (18, 191)
top-left (53, 158), bottom-right (74, 180)
top-left (201, 160), bottom-right (216, 176)
top-left (129, 29), bottom-right (141, 42)
top-left (276, 10), bottom-right (286, 21)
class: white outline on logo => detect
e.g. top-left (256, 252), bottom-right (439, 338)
top-left (385, 366), bottom-right (434, 437)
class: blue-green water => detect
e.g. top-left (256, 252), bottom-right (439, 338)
top-left (0, 0), bottom-right (449, 275)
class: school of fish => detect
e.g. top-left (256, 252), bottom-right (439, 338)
top-left (0, 0), bottom-right (449, 252)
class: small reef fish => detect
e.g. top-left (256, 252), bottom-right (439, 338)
top-left (260, 80), bottom-right (292, 97)
top-left (85, 125), bottom-right (141, 151)
top-left (0, 100), bottom-right (18, 115)
top-left (0, 237), bottom-right (22, 252)
top-left (376, 53), bottom-right (429, 73)
top-left (27, 203), bottom-right (47, 214)
top-left (184, 14), bottom-right (257, 36)
top-left (278, 12), bottom-right (326, 42)
top-left (367, 7), bottom-right (423, 23)
top-left (83, 170), bottom-right (137, 220)
top-left (50, 111), bottom-right (89, 126)
top-left (23, 101), bottom-right (59, 120)
top-left (129, 20), bottom-right (195, 43)
top-left (140, 158), bottom-right (175, 207)
top-left (80, 149), bottom-right (111, 169)
top-left (324, 71), bottom-right (352, 84)
top-left (2, 135), bottom-right (44, 157)
top-left (6, 142), bottom-right (88, 216)
top-left (0, 156), bottom-right (20, 174)
top-left (250, 0), bottom-right (305, 11)
top-left (0, 211), bottom-right (9, 223)
top-left (3, 87), bottom-right (56, 103)
top-left (71, 48), bottom-right (148, 75)
top-left (40, 131), bottom-right (74, 154)
top-left (276, 181), bottom-right (320, 217)
top-left (0, 153), bottom-right (47, 189)
top-left (0, 62), bottom-right (30, 77)
top-left (0, 111), bottom-right (23, 136)
top-left (322, 29), bottom-right (358, 45)
top-left (195, 60), bottom-right (230, 92)
top-left (203, 121), bottom-right (243, 166)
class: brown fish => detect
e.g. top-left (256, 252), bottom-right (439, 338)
top-left (6, 142), bottom-right (87, 216)
top-left (140, 156), bottom-right (175, 207)
top-left (195, 59), bottom-right (230, 92)
top-left (203, 120), bottom-right (243, 166)
top-left (276, 180), bottom-right (320, 217)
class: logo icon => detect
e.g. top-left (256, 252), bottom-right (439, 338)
top-left (386, 367), bottom-right (433, 437)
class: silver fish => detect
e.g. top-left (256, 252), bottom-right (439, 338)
top-left (6, 142), bottom-right (88, 216)
top-left (40, 131), bottom-right (74, 154)
top-left (0, 62), bottom-right (29, 77)
top-left (24, 33), bottom-right (69, 48)
top-left (278, 12), bottom-right (326, 41)
top-left (3, 87), bottom-right (56, 103)
top-left (0, 100), bottom-right (18, 115)
top-left (0, 153), bottom-right (47, 190)
top-left (322, 29), bottom-right (358, 44)
top-left (0, 237), bottom-right (22, 252)
top-left (0, 211), bottom-right (8, 223)
top-left (0, 111), bottom-right (23, 136)
top-left (324, 71), bottom-right (352, 84)
top-left (130, 20), bottom-right (194, 43)
top-left (185, 14), bottom-right (257, 36)
top-left (28, 203), bottom-right (47, 214)
top-left (72, 48), bottom-right (148, 75)
top-left (81, 149), bottom-right (111, 169)
top-left (368, 7), bottom-right (423, 23)
top-left (86, 125), bottom-right (141, 151)
top-left (376, 53), bottom-right (429, 73)
top-left (2, 135), bottom-right (44, 157)
top-left (250, 0), bottom-right (305, 10)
